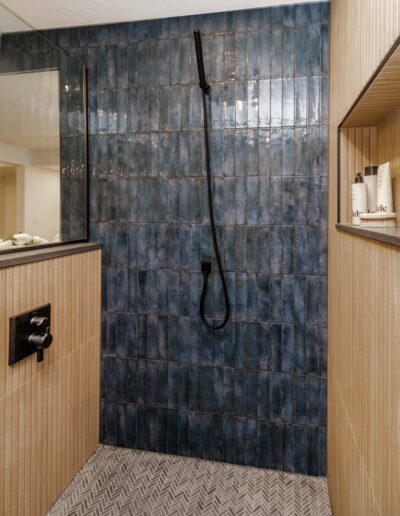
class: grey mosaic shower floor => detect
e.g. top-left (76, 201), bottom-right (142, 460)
top-left (46, 445), bottom-right (331, 515)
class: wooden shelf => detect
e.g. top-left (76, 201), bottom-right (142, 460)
top-left (0, 242), bottom-right (101, 268)
top-left (336, 224), bottom-right (400, 247)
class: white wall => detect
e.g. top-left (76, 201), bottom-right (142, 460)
top-left (0, 142), bottom-right (60, 241)
top-left (0, 167), bottom-right (17, 237)
top-left (21, 166), bottom-right (60, 241)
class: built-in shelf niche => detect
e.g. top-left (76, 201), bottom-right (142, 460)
top-left (337, 36), bottom-right (400, 246)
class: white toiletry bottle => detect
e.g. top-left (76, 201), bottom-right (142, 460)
top-left (364, 166), bottom-right (378, 212)
top-left (377, 162), bottom-right (393, 213)
top-left (351, 173), bottom-right (367, 225)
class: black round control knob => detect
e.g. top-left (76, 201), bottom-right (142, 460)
top-left (28, 332), bottom-right (53, 350)
top-left (30, 316), bottom-right (49, 328)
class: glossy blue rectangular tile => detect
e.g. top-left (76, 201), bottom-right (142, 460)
top-left (190, 132), bottom-right (204, 177)
top-left (320, 378), bottom-right (327, 427)
top-left (307, 376), bottom-right (320, 426)
top-left (246, 322), bottom-right (258, 366)
top-left (270, 422), bottom-right (282, 470)
top-left (247, 81), bottom-right (259, 127)
top-left (126, 404), bottom-right (137, 449)
top-left (245, 418), bottom-right (258, 467)
top-left (306, 426), bottom-right (319, 476)
top-left (257, 322), bottom-right (270, 370)
top-left (179, 411), bottom-right (190, 456)
top-left (189, 365), bottom-right (201, 410)
top-left (295, 77), bottom-right (307, 126)
top-left (117, 358), bottom-right (127, 402)
top-left (210, 415), bottom-right (223, 462)
top-left (281, 325), bottom-right (294, 373)
top-left (283, 5), bottom-right (295, 27)
top-left (126, 315), bottom-right (138, 359)
top-left (136, 315), bottom-right (146, 358)
top-left (282, 424), bottom-right (295, 472)
top-left (257, 228), bottom-right (269, 273)
top-left (270, 79), bottom-right (282, 126)
top-left (136, 360), bottom-right (147, 406)
top-left (189, 412), bottom-right (202, 458)
top-left (107, 268), bottom-right (128, 312)
top-left (294, 425), bottom-right (306, 474)
top-left (258, 371), bottom-right (270, 418)
top-left (235, 273), bottom-right (247, 320)
top-left (146, 407), bottom-right (158, 451)
top-left (282, 226), bottom-right (294, 274)
top-left (235, 417), bottom-right (246, 465)
top-left (147, 361), bottom-right (158, 405)
top-left (270, 276), bottom-right (282, 322)
top-left (282, 177), bottom-right (296, 225)
top-left (319, 327), bottom-right (327, 377)
top-left (247, 177), bottom-right (259, 225)
top-left (306, 325), bottom-right (319, 376)
top-left (283, 28), bottom-right (295, 77)
top-left (281, 375), bottom-right (293, 423)
top-left (308, 23), bottom-right (321, 76)
top-left (179, 273), bottom-right (190, 317)
top-left (234, 321), bottom-right (246, 368)
top-left (168, 362), bottom-right (180, 409)
top-left (270, 226), bottom-right (282, 273)
top-left (294, 326), bottom-right (306, 375)
top-left (271, 29), bottom-right (282, 78)
top-left (270, 373), bottom-right (282, 422)
top-left (257, 421), bottom-right (270, 468)
top-left (307, 76), bottom-right (320, 126)
top-left (156, 272), bottom-right (167, 316)
top-left (105, 401), bottom-right (118, 445)
top-left (105, 357), bottom-right (117, 400)
top-left (282, 79), bottom-right (295, 127)
top-left (306, 276), bottom-right (319, 325)
top-left (211, 85), bottom-right (224, 130)
top-left (222, 416), bottom-right (234, 464)
top-left (167, 410), bottom-right (179, 455)
top-left (247, 33), bottom-right (260, 81)
top-left (318, 427), bottom-right (327, 476)
top-left (319, 276), bottom-right (327, 326)
top-left (236, 33), bottom-right (247, 80)
top-left (268, 324), bottom-right (282, 372)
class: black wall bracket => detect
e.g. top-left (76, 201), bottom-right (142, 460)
top-left (9, 304), bottom-right (53, 365)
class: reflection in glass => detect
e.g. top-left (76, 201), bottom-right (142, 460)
top-left (0, 70), bottom-right (60, 248)
top-left (0, 3), bottom-right (88, 252)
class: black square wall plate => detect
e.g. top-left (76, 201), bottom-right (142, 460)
top-left (9, 304), bottom-right (51, 365)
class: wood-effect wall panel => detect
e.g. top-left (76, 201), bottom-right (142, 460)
top-left (329, 0), bottom-right (400, 515)
top-left (339, 127), bottom-right (377, 223)
top-left (0, 250), bottom-right (101, 516)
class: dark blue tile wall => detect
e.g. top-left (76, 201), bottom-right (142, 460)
top-left (49, 1), bottom-right (328, 476)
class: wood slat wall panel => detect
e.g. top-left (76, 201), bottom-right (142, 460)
top-left (378, 106), bottom-right (400, 222)
top-left (339, 127), bottom-right (377, 223)
top-left (329, 1), bottom-right (400, 515)
top-left (0, 250), bottom-right (101, 516)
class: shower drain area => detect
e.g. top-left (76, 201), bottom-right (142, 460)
top-left (46, 445), bottom-right (332, 516)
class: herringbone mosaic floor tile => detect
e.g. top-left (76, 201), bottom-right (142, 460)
top-left (46, 445), bottom-right (332, 516)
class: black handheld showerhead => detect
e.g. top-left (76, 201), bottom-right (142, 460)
top-left (193, 29), bottom-right (230, 330)
top-left (193, 30), bottom-right (211, 95)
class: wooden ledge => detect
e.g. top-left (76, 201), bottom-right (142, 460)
top-left (0, 242), bottom-right (101, 269)
top-left (336, 223), bottom-right (400, 248)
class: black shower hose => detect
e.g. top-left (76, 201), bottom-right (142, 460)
top-left (199, 87), bottom-right (230, 330)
